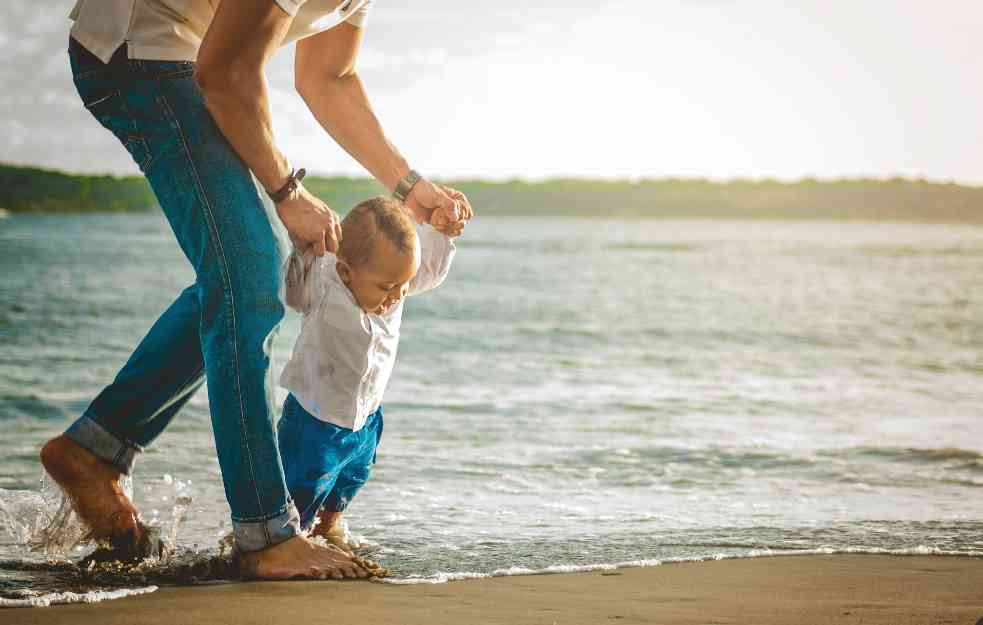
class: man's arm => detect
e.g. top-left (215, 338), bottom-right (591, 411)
top-left (294, 23), bottom-right (472, 227)
top-left (195, 0), bottom-right (341, 255)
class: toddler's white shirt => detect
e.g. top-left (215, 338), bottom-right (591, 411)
top-left (279, 225), bottom-right (455, 431)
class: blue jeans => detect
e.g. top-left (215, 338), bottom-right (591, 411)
top-left (278, 394), bottom-right (383, 530)
top-left (63, 38), bottom-right (299, 551)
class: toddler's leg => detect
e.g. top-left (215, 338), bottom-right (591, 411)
top-left (277, 394), bottom-right (344, 530)
top-left (310, 509), bottom-right (353, 553)
top-left (313, 406), bottom-right (383, 552)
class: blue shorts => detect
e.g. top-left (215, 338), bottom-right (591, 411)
top-left (277, 393), bottom-right (383, 530)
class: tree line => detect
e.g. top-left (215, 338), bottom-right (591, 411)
top-left (2, 162), bottom-right (981, 223)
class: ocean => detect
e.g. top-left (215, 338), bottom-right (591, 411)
top-left (1, 213), bottom-right (981, 605)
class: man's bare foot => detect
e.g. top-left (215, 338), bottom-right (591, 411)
top-left (40, 435), bottom-right (147, 553)
top-left (238, 535), bottom-right (369, 580)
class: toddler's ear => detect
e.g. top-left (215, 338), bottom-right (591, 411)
top-left (336, 259), bottom-right (353, 285)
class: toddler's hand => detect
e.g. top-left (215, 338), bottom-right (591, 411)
top-left (430, 208), bottom-right (465, 237)
top-left (429, 183), bottom-right (471, 238)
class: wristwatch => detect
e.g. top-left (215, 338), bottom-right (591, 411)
top-left (392, 169), bottom-right (422, 203)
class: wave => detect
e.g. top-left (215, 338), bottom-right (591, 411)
top-left (0, 585), bottom-right (158, 609)
top-left (379, 545), bottom-right (983, 585)
top-left (567, 444), bottom-right (983, 471)
top-left (828, 446), bottom-right (982, 462)
top-left (2, 508), bottom-right (981, 605)
top-left (540, 444), bottom-right (983, 491)
top-left (455, 240), bottom-right (702, 254)
top-left (0, 395), bottom-right (72, 422)
top-left (605, 243), bottom-right (700, 252)
top-left (452, 240), bottom-right (534, 251)
top-left (857, 245), bottom-right (983, 257)
top-left (567, 445), bottom-right (817, 472)
top-left (2, 546), bottom-right (978, 607)
top-left (820, 446), bottom-right (983, 472)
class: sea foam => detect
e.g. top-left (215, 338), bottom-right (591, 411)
top-left (0, 586), bottom-right (158, 609)
top-left (378, 546), bottom-right (983, 585)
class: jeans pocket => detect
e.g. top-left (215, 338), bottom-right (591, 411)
top-left (83, 89), bottom-right (153, 173)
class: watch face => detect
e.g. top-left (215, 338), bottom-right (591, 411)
top-left (395, 170), bottom-right (420, 201)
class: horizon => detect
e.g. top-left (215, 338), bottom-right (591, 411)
top-left (2, 2), bottom-right (982, 184)
top-left (2, 161), bottom-right (981, 189)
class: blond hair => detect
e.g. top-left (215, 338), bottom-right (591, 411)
top-left (338, 196), bottom-right (417, 267)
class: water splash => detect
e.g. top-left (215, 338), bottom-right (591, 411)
top-left (160, 474), bottom-right (194, 549)
top-left (0, 474), bottom-right (87, 557)
top-left (0, 472), bottom-right (199, 559)
top-left (0, 471), bottom-right (244, 607)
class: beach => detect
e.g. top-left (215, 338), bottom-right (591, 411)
top-left (3, 555), bottom-right (981, 624)
top-left (2, 0), bottom-right (982, 617)
top-left (2, 215), bottom-right (982, 603)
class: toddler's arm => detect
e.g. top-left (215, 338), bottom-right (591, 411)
top-left (284, 246), bottom-right (317, 314)
top-left (407, 224), bottom-right (457, 296)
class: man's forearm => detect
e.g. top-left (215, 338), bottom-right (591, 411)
top-left (298, 72), bottom-right (410, 192)
top-left (197, 66), bottom-right (291, 195)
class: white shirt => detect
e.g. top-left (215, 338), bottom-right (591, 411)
top-left (279, 225), bottom-right (456, 431)
top-left (69, 0), bottom-right (372, 63)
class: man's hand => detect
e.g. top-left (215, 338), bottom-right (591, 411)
top-left (405, 180), bottom-right (473, 237)
top-left (276, 184), bottom-right (343, 256)
top-left (403, 180), bottom-right (472, 223)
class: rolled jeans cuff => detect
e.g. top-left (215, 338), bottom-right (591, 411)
top-left (233, 503), bottom-right (301, 552)
top-left (64, 414), bottom-right (140, 475)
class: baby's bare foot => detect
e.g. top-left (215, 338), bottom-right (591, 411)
top-left (40, 435), bottom-right (146, 551)
top-left (311, 519), bottom-right (358, 555)
top-left (239, 535), bottom-right (368, 580)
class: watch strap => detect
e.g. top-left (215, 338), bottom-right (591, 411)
top-left (392, 169), bottom-right (422, 202)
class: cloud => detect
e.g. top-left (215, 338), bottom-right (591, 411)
top-left (2, 0), bottom-right (982, 183)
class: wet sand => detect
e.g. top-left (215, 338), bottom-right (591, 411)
top-left (4, 555), bottom-right (982, 624)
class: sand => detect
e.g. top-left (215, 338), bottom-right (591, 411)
top-left (3, 555), bottom-right (982, 624)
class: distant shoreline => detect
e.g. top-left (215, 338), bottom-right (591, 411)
top-left (3, 162), bottom-right (982, 223)
top-left (8, 211), bottom-right (983, 228)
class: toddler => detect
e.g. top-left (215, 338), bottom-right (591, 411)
top-left (277, 196), bottom-right (459, 554)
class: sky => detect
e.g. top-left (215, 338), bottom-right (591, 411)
top-left (1, 1), bottom-right (981, 183)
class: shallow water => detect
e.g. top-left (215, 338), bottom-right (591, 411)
top-left (1, 214), bottom-right (981, 601)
